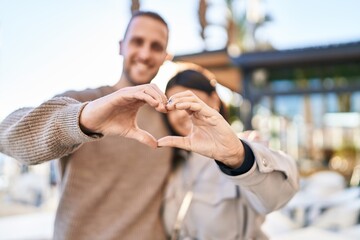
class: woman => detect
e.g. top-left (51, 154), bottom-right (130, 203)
top-left (159, 65), bottom-right (299, 240)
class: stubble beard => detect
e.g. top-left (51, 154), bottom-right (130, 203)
top-left (125, 70), bottom-right (158, 86)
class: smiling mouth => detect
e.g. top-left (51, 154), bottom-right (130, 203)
top-left (134, 61), bottom-right (151, 72)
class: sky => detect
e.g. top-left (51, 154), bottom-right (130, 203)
top-left (1, 0), bottom-right (360, 120)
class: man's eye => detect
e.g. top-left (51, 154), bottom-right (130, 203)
top-left (132, 38), bottom-right (143, 46)
top-left (152, 44), bottom-right (164, 52)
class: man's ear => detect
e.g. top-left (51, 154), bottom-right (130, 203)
top-left (165, 53), bottom-right (173, 61)
top-left (119, 40), bottom-right (123, 56)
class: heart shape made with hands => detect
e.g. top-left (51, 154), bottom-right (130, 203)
top-left (134, 97), bottom-right (240, 160)
top-left (128, 101), bottom-right (184, 149)
top-left (83, 84), bottom-right (244, 165)
top-left (123, 93), bottom-right (249, 168)
top-left (81, 83), bottom-right (230, 154)
top-left (126, 97), bottom-right (209, 150)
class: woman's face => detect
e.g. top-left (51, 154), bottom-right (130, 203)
top-left (166, 85), bottom-right (219, 136)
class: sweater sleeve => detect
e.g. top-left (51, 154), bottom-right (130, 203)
top-left (0, 97), bottom-right (99, 165)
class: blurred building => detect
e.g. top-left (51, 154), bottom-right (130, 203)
top-left (175, 41), bottom-right (360, 185)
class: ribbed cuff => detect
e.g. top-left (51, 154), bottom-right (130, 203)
top-left (215, 139), bottom-right (255, 176)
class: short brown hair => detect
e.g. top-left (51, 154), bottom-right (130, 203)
top-left (123, 10), bottom-right (169, 39)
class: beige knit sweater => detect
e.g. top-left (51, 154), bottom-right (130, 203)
top-left (0, 86), bottom-right (172, 240)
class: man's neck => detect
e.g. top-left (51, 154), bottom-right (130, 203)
top-left (112, 75), bottom-right (134, 90)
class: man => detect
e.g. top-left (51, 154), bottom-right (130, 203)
top-left (0, 11), bottom-right (172, 240)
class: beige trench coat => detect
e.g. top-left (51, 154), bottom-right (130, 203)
top-left (163, 140), bottom-right (299, 240)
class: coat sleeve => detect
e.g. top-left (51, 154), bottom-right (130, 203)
top-left (0, 97), bottom-right (98, 165)
top-left (222, 139), bottom-right (300, 214)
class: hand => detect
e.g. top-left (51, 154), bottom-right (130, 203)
top-left (80, 84), bottom-right (168, 148)
top-left (158, 90), bottom-right (245, 168)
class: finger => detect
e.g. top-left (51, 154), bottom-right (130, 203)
top-left (166, 95), bottom-right (202, 111)
top-left (141, 84), bottom-right (167, 106)
top-left (174, 102), bottom-right (202, 112)
top-left (148, 83), bottom-right (168, 105)
top-left (135, 91), bottom-right (167, 112)
top-left (167, 93), bottom-right (199, 106)
top-left (176, 101), bottom-right (217, 119)
top-left (127, 128), bottom-right (158, 149)
top-left (157, 136), bottom-right (191, 151)
top-left (141, 85), bottom-right (168, 112)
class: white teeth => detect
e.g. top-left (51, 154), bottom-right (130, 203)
top-left (135, 62), bottom-right (148, 72)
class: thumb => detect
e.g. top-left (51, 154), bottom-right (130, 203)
top-left (128, 129), bottom-right (158, 149)
top-left (157, 136), bottom-right (191, 151)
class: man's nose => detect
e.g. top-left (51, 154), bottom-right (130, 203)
top-left (138, 45), bottom-right (151, 60)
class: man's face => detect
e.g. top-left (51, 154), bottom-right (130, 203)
top-left (120, 16), bottom-right (169, 85)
